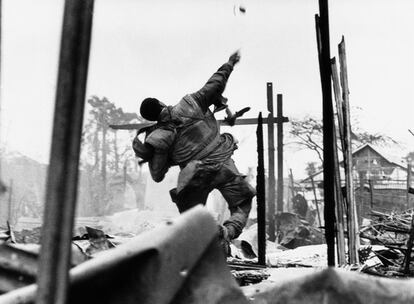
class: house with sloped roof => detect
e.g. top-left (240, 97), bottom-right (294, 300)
top-left (301, 143), bottom-right (410, 184)
top-left (300, 144), bottom-right (413, 217)
top-left (350, 143), bottom-right (409, 181)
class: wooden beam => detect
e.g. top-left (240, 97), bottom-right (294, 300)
top-left (289, 169), bottom-right (296, 203)
top-left (109, 117), bottom-right (289, 130)
top-left (7, 179), bottom-right (12, 223)
top-left (0, 0), bottom-right (6, 195)
top-left (333, 130), bottom-right (346, 266)
top-left (339, 36), bottom-right (360, 264)
top-left (331, 56), bottom-right (346, 265)
top-left (316, 2), bottom-right (336, 266)
top-left (267, 83), bottom-right (276, 242)
top-left (277, 94), bottom-right (284, 213)
top-left (369, 179), bottom-right (374, 209)
top-left (256, 113), bottom-right (266, 266)
top-left (310, 176), bottom-right (322, 227)
top-left (36, 1), bottom-right (94, 304)
top-left (408, 161), bottom-right (412, 209)
top-left (331, 57), bottom-right (345, 151)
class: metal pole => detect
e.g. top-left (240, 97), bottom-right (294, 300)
top-left (276, 94), bottom-right (284, 213)
top-left (36, 1), bottom-right (94, 304)
top-left (267, 82), bottom-right (276, 242)
top-left (256, 113), bottom-right (266, 265)
top-left (315, 4), bottom-right (336, 266)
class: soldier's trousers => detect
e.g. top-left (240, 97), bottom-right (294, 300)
top-left (171, 158), bottom-right (256, 240)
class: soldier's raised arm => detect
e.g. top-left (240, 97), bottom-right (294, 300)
top-left (192, 51), bottom-right (241, 112)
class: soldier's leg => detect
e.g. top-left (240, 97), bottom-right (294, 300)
top-left (214, 159), bottom-right (256, 240)
top-left (171, 187), bottom-right (210, 213)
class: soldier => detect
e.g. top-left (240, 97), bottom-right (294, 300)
top-left (133, 51), bottom-right (255, 253)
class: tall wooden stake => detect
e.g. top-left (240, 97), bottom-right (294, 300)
top-left (36, 1), bottom-right (94, 304)
top-left (316, 2), bottom-right (336, 266)
top-left (310, 176), bottom-right (322, 227)
top-left (267, 83), bottom-right (276, 242)
top-left (331, 57), bottom-right (346, 265)
top-left (277, 94), bottom-right (284, 213)
top-left (333, 131), bottom-right (346, 265)
top-left (339, 36), bottom-right (359, 264)
top-left (331, 58), bottom-right (345, 151)
top-left (7, 179), bottom-right (13, 223)
top-left (289, 169), bottom-right (296, 203)
top-left (369, 179), bottom-right (374, 210)
top-left (407, 161), bottom-right (412, 209)
top-left (257, 113), bottom-right (266, 265)
top-left (0, 0), bottom-right (6, 195)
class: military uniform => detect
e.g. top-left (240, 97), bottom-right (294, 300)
top-left (134, 61), bottom-right (255, 240)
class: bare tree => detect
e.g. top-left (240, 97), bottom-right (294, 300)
top-left (289, 115), bottom-right (399, 164)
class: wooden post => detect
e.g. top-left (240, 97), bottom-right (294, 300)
top-left (315, 3), bottom-right (336, 266)
top-left (359, 175), bottom-right (364, 223)
top-left (256, 113), bottom-right (266, 265)
top-left (339, 36), bottom-right (359, 264)
top-left (0, 0), bottom-right (5, 195)
top-left (407, 161), bottom-right (412, 209)
top-left (369, 179), bottom-right (374, 210)
top-left (277, 94), bottom-right (284, 213)
top-left (331, 57), bottom-right (347, 265)
top-left (289, 169), bottom-right (296, 206)
top-left (333, 131), bottom-right (346, 265)
top-left (331, 58), bottom-right (345, 151)
top-left (36, 1), bottom-right (94, 304)
top-left (311, 176), bottom-right (322, 227)
top-left (7, 179), bottom-right (13, 224)
top-left (267, 83), bottom-right (276, 242)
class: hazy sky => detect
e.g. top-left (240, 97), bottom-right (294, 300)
top-left (1, 0), bottom-right (414, 178)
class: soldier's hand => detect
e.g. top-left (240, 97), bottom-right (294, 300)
top-left (228, 51), bottom-right (241, 66)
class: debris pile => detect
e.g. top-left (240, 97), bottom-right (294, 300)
top-left (275, 212), bottom-right (324, 249)
top-left (359, 210), bottom-right (414, 277)
top-left (228, 258), bottom-right (270, 286)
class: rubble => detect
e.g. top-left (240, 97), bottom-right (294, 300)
top-left (359, 210), bottom-right (414, 277)
top-left (231, 269), bottom-right (270, 286)
top-left (275, 212), bottom-right (324, 249)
